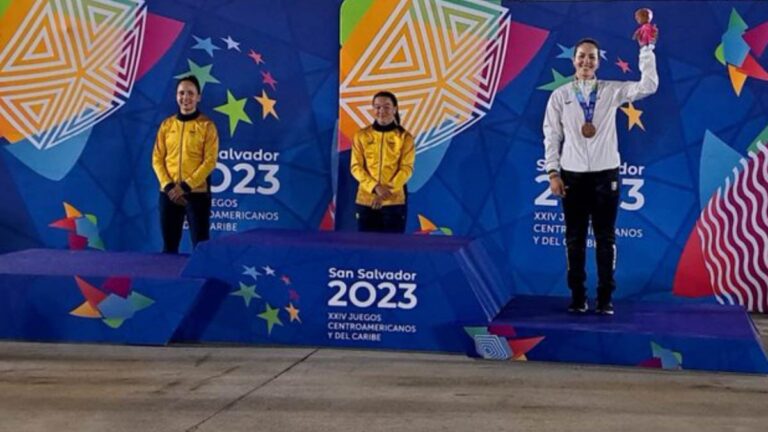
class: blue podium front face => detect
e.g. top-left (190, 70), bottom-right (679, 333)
top-left (179, 230), bottom-right (512, 352)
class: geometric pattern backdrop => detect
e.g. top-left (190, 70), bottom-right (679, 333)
top-left (1, 1), bottom-right (768, 312)
top-left (0, 0), bottom-right (146, 150)
top-left (337, 0), bottom-right (768, 312)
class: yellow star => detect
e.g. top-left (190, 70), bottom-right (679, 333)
top-left (254, 90), bottom-right (279, 120)
top-left (285, 303), bottom-right (301, 323)
top-left (620, 102), bottom-right (645, 131)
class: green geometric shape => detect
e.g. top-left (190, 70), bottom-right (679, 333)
top-left (175, 59), bottom-right (221, 93)
top-left (214, 90), bottom-right (252, 137)
top-left (340, 0), bottom-right (376, 45)
top-left (463, 326), bottom-right (488, 338)
top-left (102, 318), bottom-right (125, 329)
top-left (258, 303), bottom-right (283, 335)
top-left (230, 282), bottom-right (261, 307)
top-left (715, 43), bottom-right (725, 65)
top-left (0, 0), bottom-right (12, 18)
top-left (86, 214), bottom-right (98, 225)
top-left (128, 292), bottom-right (155, 311)
top-left (748, 124), bottom-right (768, 153)
top-left (537, 69), bottom-right (574, 92)
top-left (728, 8), bottom-right (748, 33)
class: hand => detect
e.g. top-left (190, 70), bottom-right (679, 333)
top-left (373, 184), bottom-right (393, 200)
top-left (549, 176), bottom-right (566, 197)
top-left (167, 184), bottom-right (187, 206)
top-left (370, 196), bottom-right (383, 210)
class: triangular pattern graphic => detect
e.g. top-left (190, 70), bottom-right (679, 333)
top-left (0, 0), bottom-right (147, 150)
top-left (340, 0), bottom-right (511, 155)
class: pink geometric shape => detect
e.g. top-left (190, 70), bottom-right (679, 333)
top-left (498, 21), bottom-right (549, 89)
top-left (68, 234), bottom-right (88, 250)
top-left (136, 13), bottom-right (185, 79)
top-left (639, 358), bottom-right (663, 368)
top-left (673, 221), bottom-right (713, 298)
top-left (102, 277), bottom-right (132, 298)
top-left (744, 20), bottom-right (768, 58)
top-left (488, 324), bottom-right (517, 337)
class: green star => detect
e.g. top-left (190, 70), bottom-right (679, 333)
top-left (174, 59), bottom-right (220, 92)
top-left (214, 90), bottom-right (253, 137)
top-left (537, 69), bottom-right (574, 91)
top-left (230, 282), bottom-right (260, 307)
top-left (258, 303), bottom-right (283, 335)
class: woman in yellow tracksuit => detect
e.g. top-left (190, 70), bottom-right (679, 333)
top-left (351, 91), bottom-right (415, 233)
top-left (152, 75), bottom-right (219, 253)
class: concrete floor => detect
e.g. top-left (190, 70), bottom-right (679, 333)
top-left (1, 319), bottom-right (767, 432)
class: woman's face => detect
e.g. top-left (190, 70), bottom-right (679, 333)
top-left (177, 80), bottom-right (201, 114)
top-left (372, 96), bottom-right (397, 126)
top-left (572, 43), bottom-right (599, 80)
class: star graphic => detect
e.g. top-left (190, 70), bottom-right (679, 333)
top-left (537, 69), bottom-right (574, 91)
top-left (556, 43), bottom-right (574, 59)
top-left (557, 44), bottom-right (606, 60)
top-left (230, 282), bottom-right (261, 307)
top-left (262, 265), bottom-right (276, 276)
top-left (261, 71), bottom-right (278, 90)
top-left (285, 303), bottom-right (301, 323)
top-left (221, 35), bottom-right (241, 52)
top-left (288, 289), bottom-right (300, 302)
top-left (254, 90), bottom-right (279, 120)
top-left (242, 265), bottom-right (262, 281)
top-left (620, 102), bottom-right (645, 131)
top-left (258, 303), bottom-right (283, 335)
top-left (280, 275), bottom-right (291, 285)
top-left (616, 57), bottom-right (632, 74)
top-left (191, 35), bottom-right (221, 57)
top-left (214, 90), bottom-right (253, 136)
top-left (248, 49), bottom-right (264, 65)
top-left (174, 59), bottom-right (220, 92)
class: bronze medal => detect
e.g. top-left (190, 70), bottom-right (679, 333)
top-left (581, 122), bottom-right (596, 138)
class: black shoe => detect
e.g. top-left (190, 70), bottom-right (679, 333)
top-left (596, 301), bottom-right (614, 315)
top-left (568, 297), bottom-right (588, 313)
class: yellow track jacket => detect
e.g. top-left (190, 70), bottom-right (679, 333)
top-left (152, 112), bottom-right (219, 193)
top-left (351, 123), bottom-right (415, 207)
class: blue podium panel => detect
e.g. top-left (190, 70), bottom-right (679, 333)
top-left (465, 296), bottom-right (768, 374)
top-left (0, 249), bottom-right (208, 345)
top-left (179, 230), bottom-right (514, 352)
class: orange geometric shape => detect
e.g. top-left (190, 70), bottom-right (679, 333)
top-left (417, 214), bottom-right (437, 231)
top-left (728, 64), bottom-right (748, 96)
top-left (63, 202), bottom-right (82, 218)
top-left (70, 301), bottom-right (102, 318)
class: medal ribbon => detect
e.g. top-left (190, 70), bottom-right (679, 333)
top-left (573, 82), bottom-right (598, 124)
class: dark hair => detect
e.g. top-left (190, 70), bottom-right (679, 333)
top-left (573, 38), bottom-right (600, 57)
top-left (177, 75), bottom-right (201, 94)
top-left (372, 91), bottom-right (402, 126)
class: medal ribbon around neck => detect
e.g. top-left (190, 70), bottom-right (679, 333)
top-left (574, 82), bottom-right (598, 137)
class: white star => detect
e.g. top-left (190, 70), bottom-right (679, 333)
top-left (221, 35), bottom-right (241, 52)
top-left (262, 265), bottom-right (276, 276)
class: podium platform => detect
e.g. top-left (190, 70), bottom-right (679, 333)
top-left (0, 249), bottom-right (211, 345)
top-left (465, 296), bottom-right (768, 374)
top-left (1, 232), bottom-right (766, 373)
top-left (177, 229), bottom-right (512, 352)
